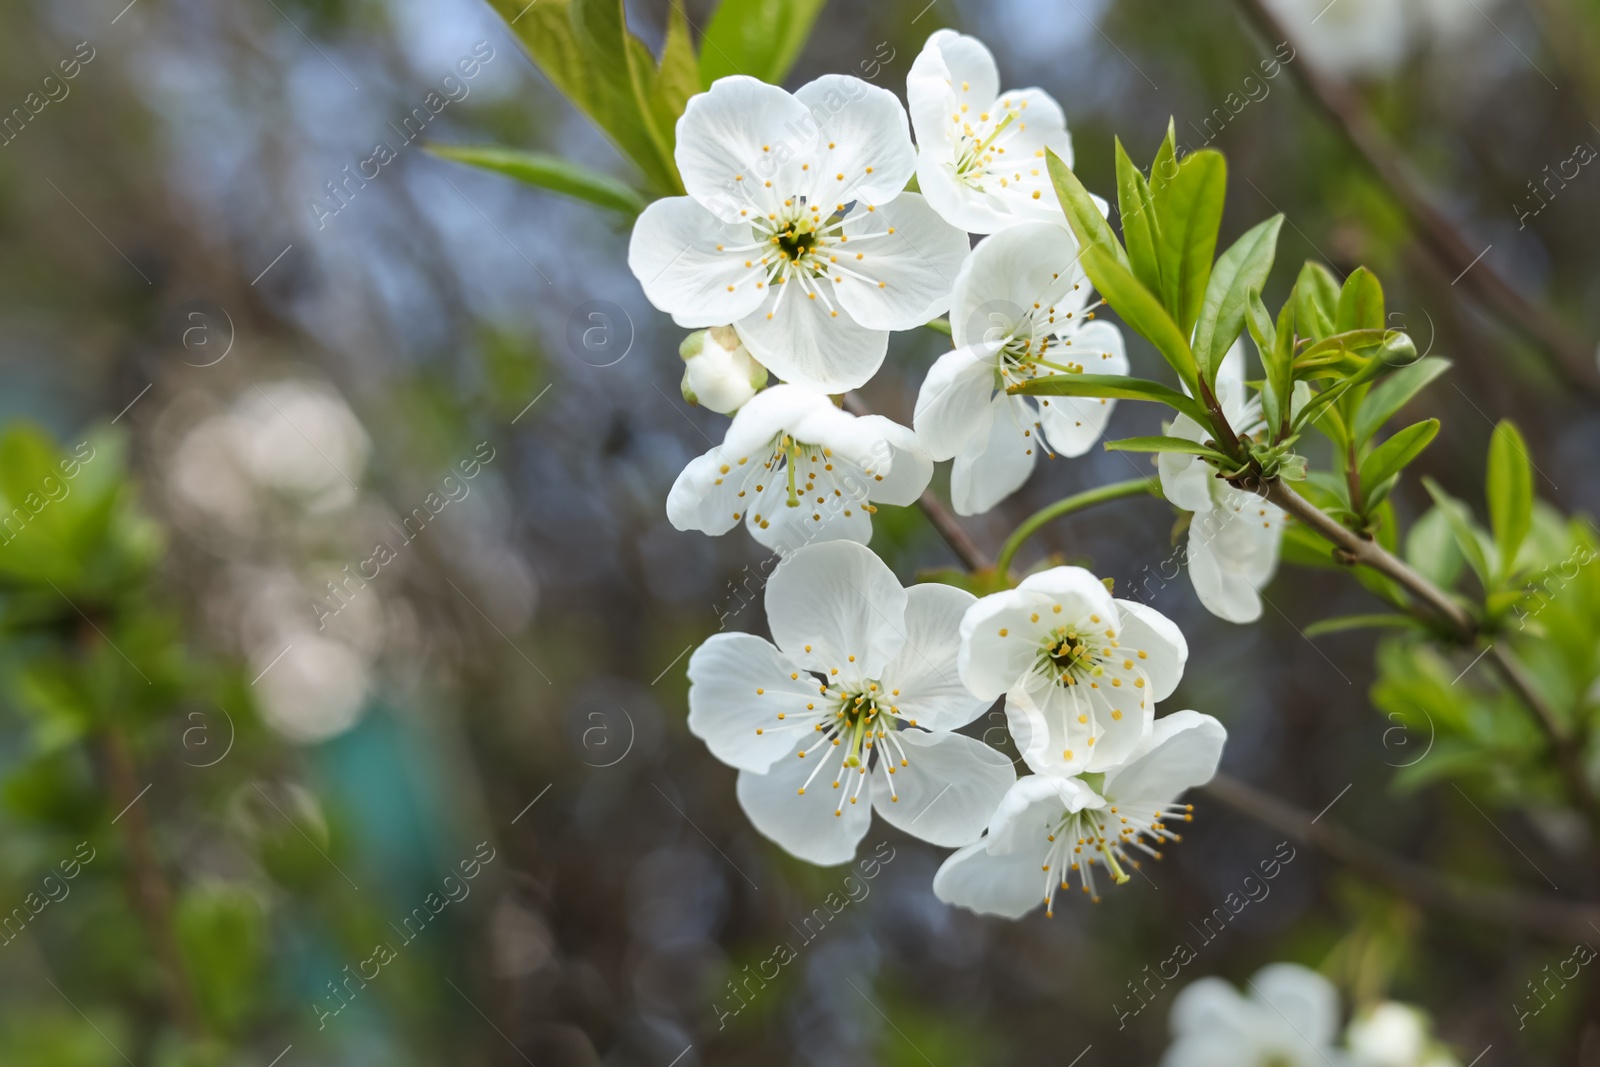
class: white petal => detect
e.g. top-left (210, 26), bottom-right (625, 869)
top-left (687, 634), bottom-right (821, 772)
top-left (1005, 682), bottom-right (1092, 776)
top-left (748, 476), bottom-right (873, 554)
top-left (734, 280), bottom-right (887, 392)
top-left (1111, 599), bottom-right (1188, 701)
top-left (1185, 493), bottom-right (1284, 624)
top-left (880, 583), bottom-right (986, 731)
top-left (1036, 320), bottom-right (1127, 457)
top-left (912, 341), bottom-right (1001, 462)
top-left (1249, 963), bottom-right (1342, 1047)
top-left (831, 194), bottom-right (971, 331)
top-left (1104, 709), bottom-right (1227, 803)
top-left (848, 414), bottom-right (933, 507)
top-left (628, 197), bottom-right (768, 326)
top-left (1156, 412), bottom-right (1218, 514)
top-left (1017, 565), bottom-right (1117, 617)
top-left (765, 540), bottom-right (907, 678)
top-left (666, 448), bottom-right (754, 535)
top-left (957, 586), bottom-right (1057, 700)
top-left (950, 223), bottom-right (1086, 348)
top-left (722, 384), bottom-right (831, 456)
top-left (872, 730), bottom-right (1015, 846)
top-left (931, 837), bottom-right (1050, 919)
top-left (982, 773), bottom-right (1100, 855)
top-left (950, 395), bottom-right (1037, 516)
top-left (676, 75), bottom-right (816, 222)
top-left (792, 75), bottom-right (916, 205)
top-left (915, 31), bottom-right (1000, 110)
top-left (736, 750), bottom-right (872, 866)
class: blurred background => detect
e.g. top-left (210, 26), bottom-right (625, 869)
top-left (1, 0), bottom-right (1598, 1063)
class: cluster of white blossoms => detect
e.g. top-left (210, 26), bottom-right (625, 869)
top-left (1164, 963), bottom-right (1461, 1067)
top-left (632, 32), bottom-right (1236, 915)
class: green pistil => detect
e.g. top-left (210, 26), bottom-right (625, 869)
top-left (784, 438), bottom-right (801, 508)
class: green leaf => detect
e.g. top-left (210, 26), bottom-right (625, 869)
top-left (1104, 436), bottom-right (1233, 463)
top-left (1193, 215), bottom-right (1284, 385)
top-left (1423, 478), bottom-right (1494, 589)
top-left (1153, 148), bottom-right (1226, 336)
top-left (1047, 149), bottom-right (1130, 273)
top-left (1079, 243), bottom-right (1200, 395)
top-left (1487, 420), bottom-right (1533, 576)
top-left (1115, 137), bottom-right (1163, 300)
top-left (488, 0), bottom-right (687, 195)
top-left (698, 0), bottom-right (826, 86)
top-left (1405, 506), bottom-right (1465, 590)
top-left (1353, 357), bottom-right (1450, 445)
top-left (1304, 613), bottom-right (1423, 637)
top-left (424, 144), bottom-right (647, 216)
top-left (176, 886), bottom-right (266, 1034)
top-left (1358, 419), bottom-right (1439, 496)
top-left (1009, 372), bottom-right (1211, 426)
top-left (1335, 266), bottom-right (1385, 332)
top-left (1293, 261), bottom-right (1340, 343)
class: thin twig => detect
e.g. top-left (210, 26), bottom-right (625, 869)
top-left (1233, 0), bottom-right (1600, 401)
top-left (841, 393), bottom-right (990, 571)
top-left (1263, 479), bottom-right (1600, 832)
top-left (1204, 773), bottom-right (1600, 943)
top-left (1263, 479), bottom-right (1475, 635)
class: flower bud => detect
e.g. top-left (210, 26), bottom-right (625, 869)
top-left (678, 327), bottom-right (768, 414)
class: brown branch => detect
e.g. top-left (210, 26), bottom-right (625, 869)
top-left (1203, 772), bottom-right (1600, 943)
top-left (1263, 479), bottom-right (1476, 635)
top-left (1233, 0), bottom-right (1600, 402)
top-left (102, 727), bottom-right (207, 1039)
top-left (1263, 479), bottom-right (1600, 834)
top-left (841, 393), bottom-right (991, 571)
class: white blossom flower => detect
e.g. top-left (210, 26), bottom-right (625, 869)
top-left (1347, 1002), bottom-right (1460, 1067)
top-left (628, 74), bottom-right (970, 392)
top-left (907, 31), bottom-right (1091, 233)
top-left (686, 540), bottom-right (1015, 865)
top-left (933, 709), bottom-right (1225, 916)
top-left (1162, 963), bottom-right (1347, 1067)
top-left (913, 222), bottom-right (1127, 515)
top-left (679, 326), bottom-right (768, 414)
top-left (667, 384), bottom-right (932, 554)
top-left (1158, 343), bottom-right (1285, 624)
top-left (959, 566), bottom-right (1187, 776)
top-left (1261, 0), bottom-right (1408, 77)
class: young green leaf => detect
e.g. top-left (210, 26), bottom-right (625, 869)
top-left (1009, 372), bottom-right (1212, 426)
top-left (1423, 478), bottom-right (1493, 589)
top-left (1486, 419), bottom-right (1533, 575)
top-left (698, 0), bottom-right (826, 86)
top-left (1193, 215), bottom-right (1284, 386)
top-left (491, 0), bottom-right (686, 195)
top-left (425, 145), bottom-right (647, 217)
top-left (1078, 242), bottom-right (1201, 395)
top-left (1352, 357), bottom-right (1450, 445)
top-left (1103, 436), bottom-right (1233, 463)
top-left (1114, 137), bottom-right (1163, 299)
top-left (1404, 506), bottom-right (1465, 590)
top-left (1152, 149), bottom-right (1226, 336)
top-left (1358, 419), bottom-right (1439, 497)
top-left (1243, 289), bottom-right (1284, 432)
top-left (1293, 261), bottom-right (1340, 343)
top-left (1046, 150), bottom-right (1130, 273)
top-left (1335, 266), bottom-right (1385, 333)
top-left (1303, 613), bottom-right (1423, 637)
